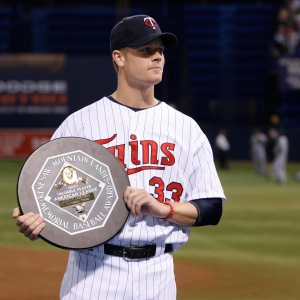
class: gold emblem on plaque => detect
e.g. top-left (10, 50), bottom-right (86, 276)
top-left (54, 166), bottom-right (89, 189)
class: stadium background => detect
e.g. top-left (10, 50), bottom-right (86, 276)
top-left (1, 0), bottom-right (300, 161)
top-left (0, 1), bottom-right (300, 300)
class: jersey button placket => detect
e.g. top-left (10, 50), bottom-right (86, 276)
top-left (128, 116), bottom-right (139, 188)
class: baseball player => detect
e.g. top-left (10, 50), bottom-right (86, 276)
top-left (215, 129), bottom-right (230, 169)
top-left (266, 127), bottom-right (278, 178)
top-left (249, 128), bottom-right (268, 175)
top-left (13, 15), bottom-right (226, 300)
top-left (273, 129), bottom-right (289, 183)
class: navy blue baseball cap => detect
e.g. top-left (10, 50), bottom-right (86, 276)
top-left (110, 15), bottom-right (178, 52)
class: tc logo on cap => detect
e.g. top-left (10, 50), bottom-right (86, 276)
top-left (144, 17), bottom-right (157, 29)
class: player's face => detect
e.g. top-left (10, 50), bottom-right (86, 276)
top-left (122, 38), bottom-right (165, 88)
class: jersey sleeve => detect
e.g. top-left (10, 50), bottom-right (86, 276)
top-left (186, 124), bottom-right (226, 202)
top-left (51, 125), bottom-right (64, 140)
top-left (50, 112), bottom-right (81, 140)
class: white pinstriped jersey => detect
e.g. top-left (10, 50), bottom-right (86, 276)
top-left (53, 96), bottom-right (225, 300)
top-left (52, 96), bottom-right (225, 250)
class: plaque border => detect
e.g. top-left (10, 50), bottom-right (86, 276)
top-left (17, 137), bottom-right (130, 250)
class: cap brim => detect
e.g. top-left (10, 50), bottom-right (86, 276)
top-left (128, 32), bottom-right (178, 48)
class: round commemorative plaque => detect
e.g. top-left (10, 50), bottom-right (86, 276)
top-left (17, 137), bottom-right (130, 250)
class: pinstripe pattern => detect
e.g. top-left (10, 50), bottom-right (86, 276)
top-left (53, 97), bottom-right (225, 299)
top-left (60, 249), bottom-right (176, 300)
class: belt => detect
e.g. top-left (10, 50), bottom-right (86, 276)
top-left (104, 244), bottom-right (173, 260)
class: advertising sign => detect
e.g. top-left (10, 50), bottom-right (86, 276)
top-left (0, 54), bottom-right (117, 128)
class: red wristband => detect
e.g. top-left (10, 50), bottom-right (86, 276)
top-left (162, 201), bottom-right (174, 220)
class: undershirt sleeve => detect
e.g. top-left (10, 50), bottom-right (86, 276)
top-left (189, 198), bottom-right (223, 227)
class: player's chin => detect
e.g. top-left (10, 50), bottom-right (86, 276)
top-left (149, 75), bottom-right (163, 85)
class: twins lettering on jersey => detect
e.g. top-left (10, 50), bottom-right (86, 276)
top-left (95, 133), bottom-right (175, 174)
top-left (95, 133), bottom-right (183, 203)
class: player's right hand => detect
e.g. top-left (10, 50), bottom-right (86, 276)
top-left (12, 207), bottom-right (45, 240)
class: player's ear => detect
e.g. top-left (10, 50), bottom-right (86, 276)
top-left (112, 50), bottom-right (124, 68)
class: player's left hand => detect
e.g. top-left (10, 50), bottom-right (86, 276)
top-left (124, 186), bottom-right (169, 219)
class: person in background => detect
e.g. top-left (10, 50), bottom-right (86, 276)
top-left (273, 129), bottom-right (289, 183)
top-left (215, 129), bottom-right (230, 169)
top-left (249, 128), bottom-right (268, 175)
top-left (266, 127), bottom-right (279, 178)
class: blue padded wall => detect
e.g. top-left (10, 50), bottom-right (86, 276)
top-left (0, 7), bottom-right (12, 52)
top-left (32, 7), bottom-right (144, 54)
top-left (183, 4), bottom-right (276, 123)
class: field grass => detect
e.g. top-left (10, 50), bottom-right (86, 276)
top-left (1, 160), bottom-right (300, 299)
top-left (175, 162), bottom-right (300, 300)
top-left (0, 160), bottom-right (62, 250)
